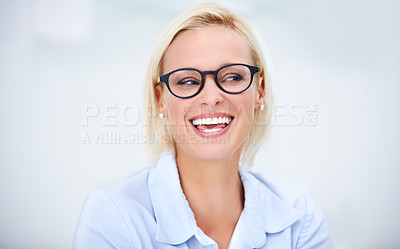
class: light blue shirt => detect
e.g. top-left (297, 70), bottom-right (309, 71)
top-left (73, 153), bottom-right (332, 249)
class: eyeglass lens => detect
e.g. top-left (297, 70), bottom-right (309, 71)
top-left (168, 65), bottom-right (252, 98)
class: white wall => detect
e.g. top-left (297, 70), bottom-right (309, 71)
top-left (0, 0), bottom-right (399, 248)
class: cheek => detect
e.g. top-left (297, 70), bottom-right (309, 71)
top-left (165, 96), bottom-right (187, 126)
top-left (235, 92), bottom-right (256, 124)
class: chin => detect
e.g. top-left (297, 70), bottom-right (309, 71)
top-left (177, 139), bottom-right (242, 162)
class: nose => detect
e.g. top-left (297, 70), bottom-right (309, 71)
top-left (197, 74), bottom-right (224, 107)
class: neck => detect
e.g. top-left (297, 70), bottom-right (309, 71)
top-left (176, 149), bottom-right (243, 204)
top-left (175, 148), bottom-right (244, 245)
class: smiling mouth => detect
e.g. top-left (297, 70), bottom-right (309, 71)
top-left (190, 116), bottom-right (234, 134)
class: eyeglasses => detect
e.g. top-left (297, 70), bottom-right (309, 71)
top-left (157, 63), bottom-right (260, 99)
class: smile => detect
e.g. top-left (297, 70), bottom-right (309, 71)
top-left (189, 114), bottom-right (234, 137)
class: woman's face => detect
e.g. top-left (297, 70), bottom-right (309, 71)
top-left (158, 25), bottom-right (264, 162)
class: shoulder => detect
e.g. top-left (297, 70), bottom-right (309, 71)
top-left (247, 171), bottom-right (333, 249)
top-left (85, 168), bottom-right (155, 223)
top-left (73, 168), bottom-right (155, 249)
top-left (98, 168), bottom-right (152, 209)
top-left (249, 171), bottom-right (310, 208)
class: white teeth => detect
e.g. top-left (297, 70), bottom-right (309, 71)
top-left (191, 116), bottom-right (232, 126)
top-left (200, 127), bottom-right (223, 133)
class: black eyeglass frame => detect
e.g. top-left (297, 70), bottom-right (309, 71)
top-left (158, 63), bottom-right (260, 99)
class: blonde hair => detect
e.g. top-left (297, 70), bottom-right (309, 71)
top-left (143, 2), bottom-right (274, 167)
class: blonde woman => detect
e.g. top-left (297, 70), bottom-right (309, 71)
top-left (74, 3), bottom-right (331, 249)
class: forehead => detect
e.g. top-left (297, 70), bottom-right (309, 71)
top-left (163, 25), bottom-right (252, 73)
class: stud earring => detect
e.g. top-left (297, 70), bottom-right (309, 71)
top-left (260, 104), bottom-right (265, 111)
top-left (158, 113), bottom-right (164, 119)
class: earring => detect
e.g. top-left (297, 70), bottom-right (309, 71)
top-left (260, 104), bottom-right (265, 111)
top-left (158, 113), bottom-right (164, 119)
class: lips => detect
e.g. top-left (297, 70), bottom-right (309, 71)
top-left (189, 113), bottom-right (234, 137)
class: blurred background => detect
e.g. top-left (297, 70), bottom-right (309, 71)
top-left (1, 0), bottom-right (399, 248)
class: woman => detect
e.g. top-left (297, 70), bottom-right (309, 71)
top-left (73, 3), bottom-right (332, 249)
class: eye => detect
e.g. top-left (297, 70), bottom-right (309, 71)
top-left (227, 74), bottom-right (243, 81)
top-left (220, 73), bottom-right (243, 83)
top-left (176, 78), bottom-right (201, 85)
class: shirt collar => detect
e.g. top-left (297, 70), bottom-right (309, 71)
top-left (148, 152), bottom-right (304, 247)
top-left (148, 152), bottom-right (195, 245)
top-left (238, 169), bottom-right (304, 247)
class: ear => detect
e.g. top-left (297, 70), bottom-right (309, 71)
top-left (155, 83), bottom-right (167, 116)
top-left (255, 76), bottom-right (265, 110)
